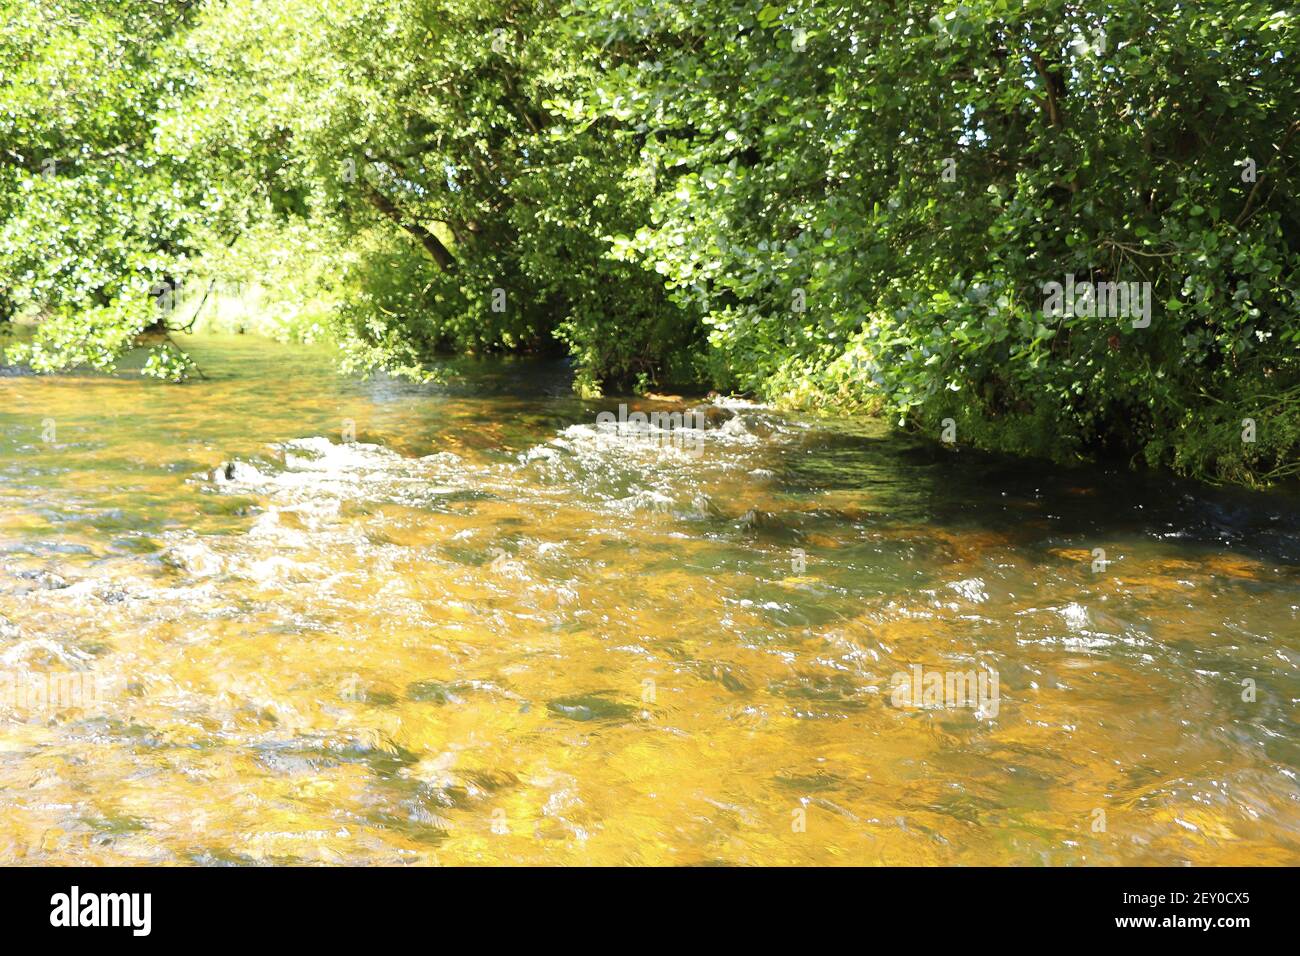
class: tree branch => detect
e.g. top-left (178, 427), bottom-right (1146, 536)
top-left (1234, 119), bottom-right (1300, 228)
top-left (363, 183), bottom-right (457, 272)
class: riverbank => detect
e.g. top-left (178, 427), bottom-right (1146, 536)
top-left (5, 318), bottom-right (1300, 494)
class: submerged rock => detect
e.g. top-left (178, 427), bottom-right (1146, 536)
top-left (546, 693), bottom-right (637, 722)
top-left (10, 568), bottom-right (68, 590)
top-left (684, 404), bottom-right (737, 429)
top-left (160, 541), bottom-right (224, 577)
top-left (207, 461), bottom-right (264, 484)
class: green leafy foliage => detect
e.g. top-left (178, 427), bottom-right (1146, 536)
top-left (574, 0), bottom-right (1300, 483)
top-left (0, 0), bottom-right (208, 373)
top-left (1, 0), bottom-right (1297, 483)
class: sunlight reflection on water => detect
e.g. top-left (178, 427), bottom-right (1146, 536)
top-left (0, 334), bottom-right (1297, 865)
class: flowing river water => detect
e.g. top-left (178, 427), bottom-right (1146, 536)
top-left (0, 333), bottom-right (1297, 865)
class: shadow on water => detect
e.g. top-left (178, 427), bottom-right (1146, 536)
top-left (773, 426), bottom-right (1300, 566)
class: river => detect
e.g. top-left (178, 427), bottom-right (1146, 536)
top-left (0, 333), bottom-right (1297, 864)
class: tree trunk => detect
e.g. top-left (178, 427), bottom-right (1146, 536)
top-left (363, 184), bottom-right (457, 272)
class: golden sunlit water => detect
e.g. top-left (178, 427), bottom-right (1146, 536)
top-left (1, 334), bottom-right (1297, 865)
